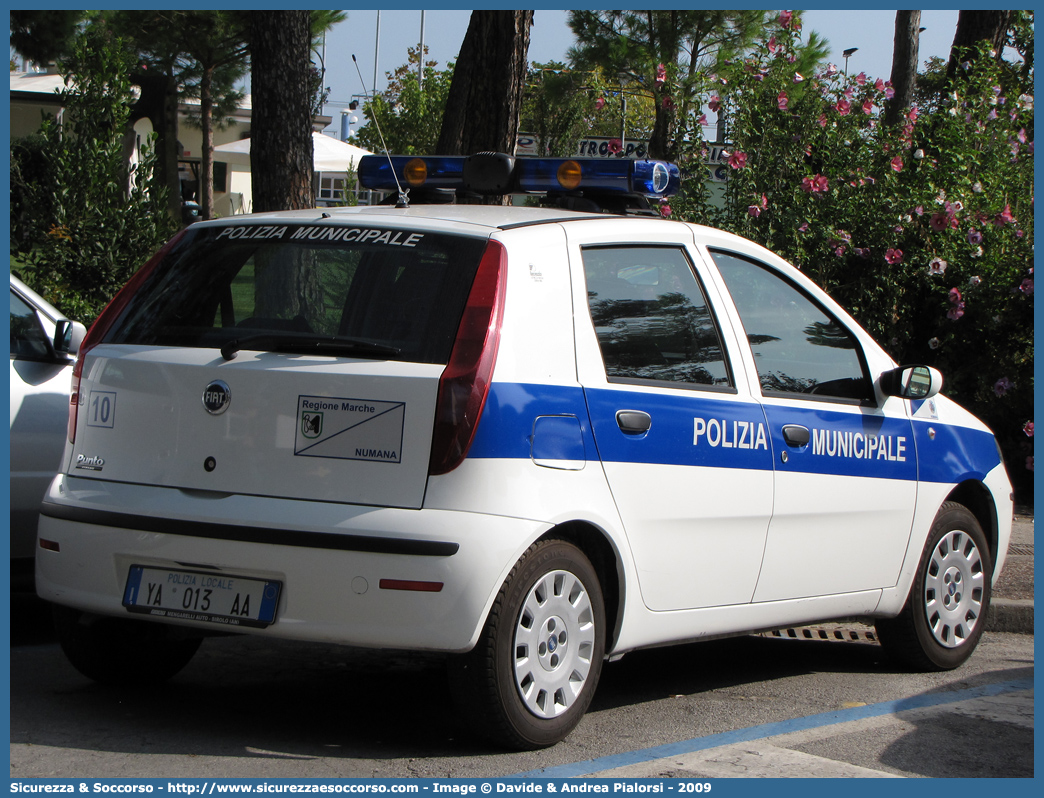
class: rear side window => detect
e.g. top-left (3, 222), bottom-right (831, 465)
top-left (582, 246), bottom-right (732, 389)
top-left (106, 225), bottom-right (487, 364)
top-left (710, 250), bottom-right (873, 404)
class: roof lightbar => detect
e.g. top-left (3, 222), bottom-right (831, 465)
top-left (357, 153), bottom-right (681, 199)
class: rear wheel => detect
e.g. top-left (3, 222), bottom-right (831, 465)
top-left (450, 539), bottom-right (606, 749)
top-left (53, 605), bottom-right (203, 686)
top-left (876, 502), bottom-right (992, 671)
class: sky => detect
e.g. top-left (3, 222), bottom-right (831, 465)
top-left (316, 9), bottom-right (963, 139)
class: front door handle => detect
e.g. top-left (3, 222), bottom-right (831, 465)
top-left (782, 424), bottom-right (810, 447)
top-left (616, 410), bottom-right (652, 435)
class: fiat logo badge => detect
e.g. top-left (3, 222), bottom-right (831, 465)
top-left (202, 380), bottom-right (232, 415)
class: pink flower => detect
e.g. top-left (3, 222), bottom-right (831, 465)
top-left (708, 96), bottom-right (721, 113)
top-left (798, 222), bottom-right (809, 232)
top-left (1020, 278), bottom-right (1034, 295)
top-left (779, 10), bottom-right (793, 28)
top-left (948, 287), bottom-right (962, 305)
top-left (818, 114), bottom-right (828, 128)
top-left (928, 258), bottom-right (947, 275)
top-left (767, 36), bottom-right (778, 55)
top-left (748, 205), bottom-right (762, 218)
top-left (777, 91), bottom-right (789, 111)
top-left (967, 228), bottom-right (983, 246)
top-left (885, 248), bottom-right (903, 265)
top-left (697, 114), bottom-right (708, 127)
top-left (835, 99), bottom-right (851, 116)
top-left (661, 96), bottom-right (675, 110)
top-left (1023, 420), bottom-right (1034, 437)
top-left (862, 99), bottom-right (874, 115)
top-left (994, 377), bottom-right (1014, 396)
top-left (594, 97), bottom-right (605, 110)
top-left (995, 204), bottom-right (1016, 225)
top-left (969, 276), bottom-right (982, 287)
top-left (890, 155), bottom-right (903, 172)
top-left (855, 72), bottom-right (867, 86)
top-left (793, 73), bottom-right (805, 83)
top-left (800, 174), bottom-right (829, 193)
top-left (655, 63), bottom-right (667, 86)
top-left (727, 151), bottom-right (748, 170)
top-left (930, 212), bottom-right (956, 232)
top-left (607, 139), bottom-right (622, 155)
top-left (929, 337), bottom-right (941, 350)
top-left (659, 203), bottom-right (672, 218)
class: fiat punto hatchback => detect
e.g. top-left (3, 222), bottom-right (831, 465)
top-left (37, 153), bottom-right (1012, 749)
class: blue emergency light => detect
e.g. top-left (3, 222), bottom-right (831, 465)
top-left (357, 153), bottom-right (681, 199)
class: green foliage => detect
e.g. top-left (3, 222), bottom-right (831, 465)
top-left (9, 10), bottom-right (87, 65)
top-left (9, 28), bottom-right (176, 325)
top-left (520, 62), bottom-right (655, 156)
top-left (673, 13), bottom-right (1034, 496)
top-left (566, 10), bottom-right (828, 161)
top-left (354, 48), bottom-right (454, 155)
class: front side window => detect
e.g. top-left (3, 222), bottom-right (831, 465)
top-left (583, 246), bottom-right (732, 388)
top-left (711, 250), bottom-right (872, 404)
top-left (107, 225), bottom-right (487, 365)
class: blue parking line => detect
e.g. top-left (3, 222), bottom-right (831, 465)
top-left (510, 678), bottom-right (1033, 778)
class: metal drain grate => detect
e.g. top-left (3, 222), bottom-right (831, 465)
top-left (760, 626), bottom-right (878, 644)
top-left (1008, 544), bottom-right (1034, 556)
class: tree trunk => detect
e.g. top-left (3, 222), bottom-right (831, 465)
top-left (946, 10), bottom-right (1012, 79)
top-left (885, 10), bottom-right (921, 127)
top-left (248, 11), bottom-right (314, 213)
top-left (130, 69), bottom-right (181, 224)
top-left (199, 65), bottom-right (214, 220)
top-left (436, 10), bottom-right (533, 157)
top-left (248, 11), bottom-right (320, 323)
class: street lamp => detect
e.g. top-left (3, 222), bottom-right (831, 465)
top-left (842, 47), bottom-right (858, 76)
top-left (618, 72), bottom-right (630, 156)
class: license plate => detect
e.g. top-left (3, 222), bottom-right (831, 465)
top-left (123, 566), bottom-right (281, 628)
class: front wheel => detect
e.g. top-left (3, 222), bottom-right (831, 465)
top-left (876, 502), bottom-right (992, 671)
top-left (450, 539), bottom-right (606, 750)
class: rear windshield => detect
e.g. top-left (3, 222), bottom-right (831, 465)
top-left (106, 224), bottom-right (488, 364)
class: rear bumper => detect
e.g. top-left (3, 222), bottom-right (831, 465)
top-left (35, 475), bottom-right (545, 651)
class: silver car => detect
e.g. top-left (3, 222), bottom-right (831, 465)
top-left (9, 273), bottom-right (84, 590)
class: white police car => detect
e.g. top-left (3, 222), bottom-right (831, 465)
top-left (36, 153), bottom-right (1012, 749)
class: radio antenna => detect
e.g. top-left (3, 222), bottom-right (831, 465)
top-left (352, 54), bottom-right (408, 208)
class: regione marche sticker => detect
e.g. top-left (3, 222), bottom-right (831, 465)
top-left (295, 396), bottom-right (405, 463)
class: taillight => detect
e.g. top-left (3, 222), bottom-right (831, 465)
top-left (68, 229), bottom-right (189, 444)
top-left (428, 239), bottom-right (507, 475)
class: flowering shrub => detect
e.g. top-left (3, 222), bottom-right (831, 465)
top-left (672, 13), bottom-right (1034, 499)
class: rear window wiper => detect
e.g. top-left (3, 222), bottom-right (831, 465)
top-left (220, 334), bottom-right (401, 361)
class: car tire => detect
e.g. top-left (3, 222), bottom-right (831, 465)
top-left (449, 539), bottom-right (606, 750)
top-left (52, 605), bottom-right (203, 686)
top-left (876, 502), bottom-right (993, 671)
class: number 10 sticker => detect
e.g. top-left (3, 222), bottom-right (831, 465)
top-left (86, 391), bottom-right (117, 428)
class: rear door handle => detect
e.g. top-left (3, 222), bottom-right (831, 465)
top-left (782, 424), bottom-right (810, 447)
top-left (616, 410), bottom-right (652, 435)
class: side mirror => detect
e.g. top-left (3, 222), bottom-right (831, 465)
top-left (53, 319), bottom-right (88, 357)
top-left (880, 365), bottom-right (943, 400)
